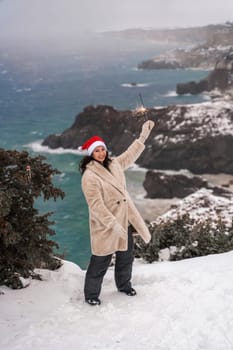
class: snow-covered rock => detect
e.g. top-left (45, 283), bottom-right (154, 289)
top-left (42, 100), bottom-right (233, 174)
top-left (155, 188), bottom-right (233, 228)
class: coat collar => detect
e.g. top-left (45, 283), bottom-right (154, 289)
top-left (86, 160), bottom-right (126, 195)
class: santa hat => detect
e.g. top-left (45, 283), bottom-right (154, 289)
top-left (79, 136), bottom-right (107, 156)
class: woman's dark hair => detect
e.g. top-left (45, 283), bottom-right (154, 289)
top-left (79, 152), bottom-right (112, 175)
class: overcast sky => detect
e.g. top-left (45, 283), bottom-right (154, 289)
top-left (0, 0), bottom-right (232, 39)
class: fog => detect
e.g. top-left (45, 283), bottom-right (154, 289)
top-left (0, 0), bottom-right (232, 50)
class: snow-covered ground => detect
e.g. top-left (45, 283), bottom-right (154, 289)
top-left (1, 252), bottom-right (233, 350)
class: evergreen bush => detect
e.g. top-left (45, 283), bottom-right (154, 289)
top-left (134, 213), bottom-right (233, 263)
top-left (0, 149), bottom-right (65, 288)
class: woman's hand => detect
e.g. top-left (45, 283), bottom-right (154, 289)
top-left (139, 120), bottom-right (155, 143)
top-left (112, 222), bottom-right (127, 239)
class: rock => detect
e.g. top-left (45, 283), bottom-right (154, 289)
top-left (0, 191), bottom-right (12, 217)
top-left (154, 188), bottom-right (233, 228)
top-left (42, 100), bottom-right (233, 174)
top-left (143, 170), bottom-right (233, 199)
top-left (139, 49), bottom-right (233, 94)
top-left (143, 171), bottom-right (205, 198)
top-left (176, 51), bottom-right (233, 94)
top-left (138, 60), bottom-right (183, 70)
top-left (176, 79), bottom-right (208, 95)
top-left (42, 104), bottom-right (146, 153)
top-left (138, 46), bottom-right (228, 71)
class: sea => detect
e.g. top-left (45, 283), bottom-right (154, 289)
top-left (0, 34), bottom-right (209, 269)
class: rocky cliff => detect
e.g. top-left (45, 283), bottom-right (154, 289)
top-left (176, 51), bottom-right (233, 94)
top-left (138, 22), bottom-right (233, 71)
top-left (42, 100), bottom-right (233, 174)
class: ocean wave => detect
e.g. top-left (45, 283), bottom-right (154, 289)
top-left (121, 83), bottom-right (149, 88)
top-left (128, 163), bottom-right (148, 172)
top-left (164, 90), bottom-right (178, 97)
top-left (202, 94), bottom-right (211, 100)
top-left (15, 87), bottom-right (32, 93)
top-left (30, 131), bottom-right (42, 135)
top-left (26, 140), bottom-right (83, 155)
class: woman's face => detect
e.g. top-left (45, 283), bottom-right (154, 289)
top-left (92, 146), bottom-right (107, 163)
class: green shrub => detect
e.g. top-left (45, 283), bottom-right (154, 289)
top-left (134, 213), bottom-right (233, 263)
top-left (0, 149), bottom-right (65, 288)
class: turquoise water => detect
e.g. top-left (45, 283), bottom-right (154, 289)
top-left (0, 36), bottom-right (209, 268)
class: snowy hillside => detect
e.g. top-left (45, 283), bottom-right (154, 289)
top-left (1, 252), bottom-right (233, 350)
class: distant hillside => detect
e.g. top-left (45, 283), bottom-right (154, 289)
top-left (104, 22), bottom-right (233, 45)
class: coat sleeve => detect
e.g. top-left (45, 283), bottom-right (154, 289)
top-left (81, 174), bottom-right (117, 229)
top-left (115, 139), bottom-right (145, 170)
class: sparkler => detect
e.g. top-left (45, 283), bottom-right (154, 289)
top-left (139, 92), bottom-right (145, 109)
top-left (132, 93), bottom-right (148, 121)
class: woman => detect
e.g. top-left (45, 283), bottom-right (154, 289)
top-left (79, 120), bottom-right (154, 306)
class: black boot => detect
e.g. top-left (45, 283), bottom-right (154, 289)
top-left (85, 298), bottom-right (101, 306)
top-left (119, 287), bottom-right (137, 296)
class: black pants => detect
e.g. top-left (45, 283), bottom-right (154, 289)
top-left (84, 226), bottom-right (134, 300)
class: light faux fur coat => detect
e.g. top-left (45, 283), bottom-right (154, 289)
top-left (81, 139), bottom-right (151, 256)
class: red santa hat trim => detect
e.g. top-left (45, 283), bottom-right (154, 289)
top-left (79, 136), bottom-right (107, 156)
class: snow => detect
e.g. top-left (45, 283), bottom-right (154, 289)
top-left (157, 100), bottom-right (233, 145)
top-left (156, 188), bottom-right (233, 228)
top-left (1, 252), bottom-right (233, 350)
